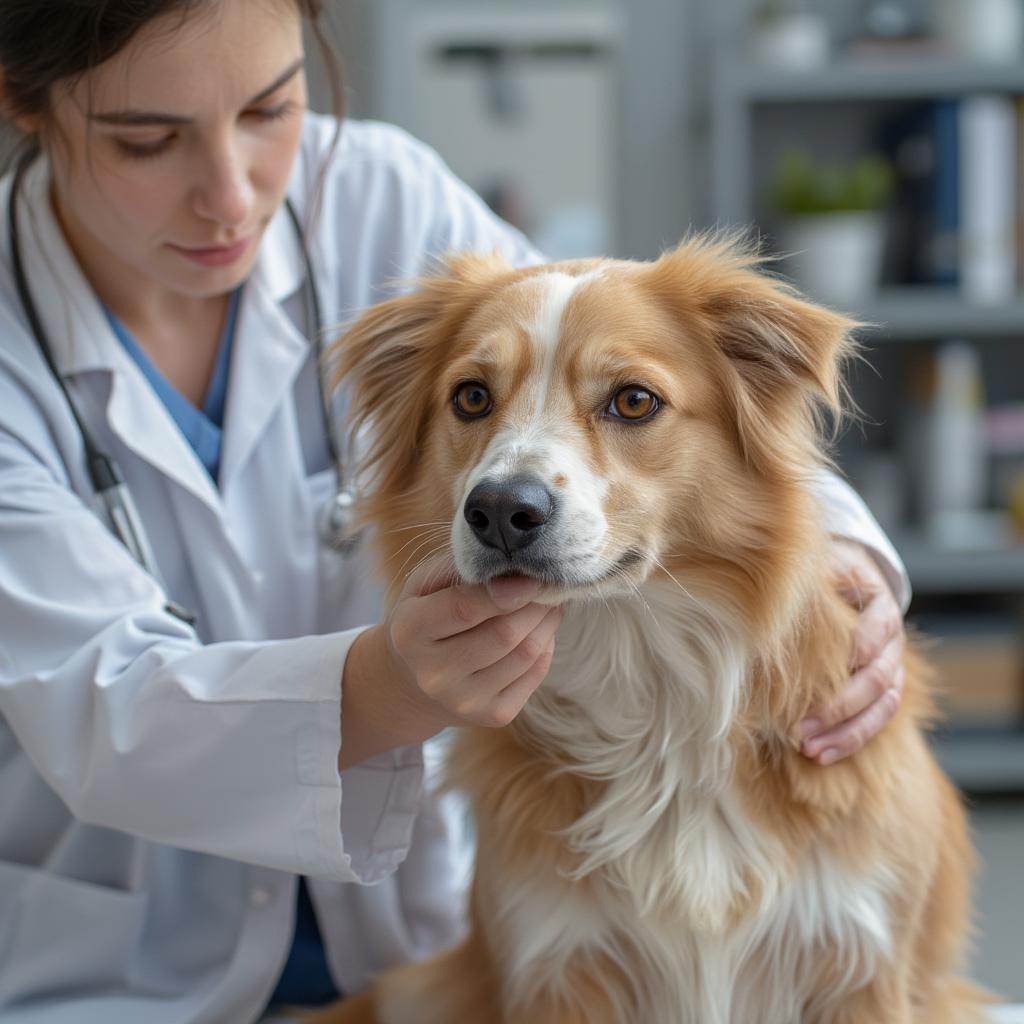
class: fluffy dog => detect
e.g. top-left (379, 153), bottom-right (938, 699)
top-left (314, 239), bottom-right (982, 1023)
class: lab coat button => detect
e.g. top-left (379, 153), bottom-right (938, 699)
top-left (248, 886), bottom-right (273, 909)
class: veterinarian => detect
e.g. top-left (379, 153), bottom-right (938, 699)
top-left (0, 1), bottom-right (911, 1020)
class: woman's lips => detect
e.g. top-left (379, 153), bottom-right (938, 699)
top-left (170, 236), bottom-right (253, 267)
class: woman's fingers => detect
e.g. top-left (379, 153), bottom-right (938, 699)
top-left (400, 559), bottom-right (542, 641)
top-left (801, 633), bottom-right (906, 760)
top-left (801, 677), bottom-right (904, 765)
top-left (384, 555), bottom-right (562, 728)
top-left (849, 577), bottom-right (903, 671)
top-left (468, 606), bottom-right (563, 694)
top-left (802, 539), bottom-right (908, 764)
top-left (487, 632), bottom-right (559, 729)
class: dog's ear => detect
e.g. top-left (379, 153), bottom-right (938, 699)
top-left (647, 237), bottom-right (859, 476)
top-left (326, 251), bottom-right (514, 499)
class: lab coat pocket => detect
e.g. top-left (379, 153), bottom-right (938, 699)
top-left (0, 860), bottom-right (148, 1006)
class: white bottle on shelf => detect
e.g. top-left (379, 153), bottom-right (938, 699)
top-left (958, 95), bottom-right (1018, 304)
top-left (917, 340), bottom-right (990, 547)
top-left (933, 0), bottom-right (1024, 61)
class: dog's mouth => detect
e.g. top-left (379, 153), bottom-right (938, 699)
top-left (470, 547), bottom-right (650, 600)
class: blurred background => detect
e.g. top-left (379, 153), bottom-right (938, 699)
top-left (316, 0), bottom-right (1024, 998)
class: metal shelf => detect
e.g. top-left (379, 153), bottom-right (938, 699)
top-left (930, 728), bottom-right (1024, 794)
top-left (732, 60), bottom-right (1024, 104)
top-left (850, 288), bottom-right (1024, 341)
top-left (894, 534), bottom-right (1024, 595)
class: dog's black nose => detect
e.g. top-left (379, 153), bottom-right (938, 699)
top-left (464, 477), bottom-right (554, 554)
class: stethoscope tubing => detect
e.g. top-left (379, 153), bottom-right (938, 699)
top-left (6, 154), bottom-right (357, 628)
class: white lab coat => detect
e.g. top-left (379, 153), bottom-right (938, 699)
top-left (0, 113), bottom-right (909, 1023)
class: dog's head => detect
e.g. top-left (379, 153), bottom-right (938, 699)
top-left (332, 238), bottom-right (856, 613)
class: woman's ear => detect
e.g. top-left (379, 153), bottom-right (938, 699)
top-left (0, 66), bottom-right (42, 135)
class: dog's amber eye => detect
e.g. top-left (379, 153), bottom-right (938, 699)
top-left (609, 385), bottom-right (659, 422)
top-left (453, 382), bottom-right (493, 419)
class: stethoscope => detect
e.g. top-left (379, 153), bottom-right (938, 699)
top-left (7, 156), bottom-right (362, 628)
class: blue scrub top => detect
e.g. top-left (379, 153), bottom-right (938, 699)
top-left (102, 289), bottom-right (240, 482)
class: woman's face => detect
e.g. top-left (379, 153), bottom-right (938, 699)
top-left (38, 0), bottom-right (308, 304)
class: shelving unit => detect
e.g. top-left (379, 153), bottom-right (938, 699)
top-left (709, 5), bottom-right (1024, 792)
top-left (857, 289), bottom-right (1024, 340)
top-left (932, 727), bottom-right (1024, 794)
top-left (733, 60), bottom-right (1024, 104)
top-left (713, 56), bottom-right (1024, 224)
top-left (894, 533), bottom-right (1024, 595)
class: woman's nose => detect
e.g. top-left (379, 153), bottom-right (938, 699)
top-left (192, 141), bottom-right (255, 228)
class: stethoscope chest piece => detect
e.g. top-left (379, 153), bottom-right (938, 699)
top-left (319, 485), bottom-right (364, 556)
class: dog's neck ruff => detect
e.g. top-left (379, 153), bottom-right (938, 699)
top-left (517, 579), bottom-right (777, 926)
top-left (504, 580), bottom-right (892, 1022)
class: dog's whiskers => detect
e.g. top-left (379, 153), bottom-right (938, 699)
top-left (610, 565), bottom-right (669, 638)
top-left (650, 555), bottom-right (703, 610)
top-left (403, 543), bottom-right (454, 586)
top-left (396, 531), bottom-right (452, 579)
top-left (392, 526), bottom-right (450, 565)
top-left (421, 550), bottom-right (458, 593)
top-left (385, 521), bottom-right (454, 535)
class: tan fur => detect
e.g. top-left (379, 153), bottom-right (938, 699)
top-left (317, 238), bottom-right (985, 1023)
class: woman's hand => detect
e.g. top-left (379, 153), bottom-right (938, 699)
top-left (340, 557), bottom-right (561, 769)
top-left (800, 539), bottom-right (907, 766)
top-left (384, 559), bottom-right (562, 729)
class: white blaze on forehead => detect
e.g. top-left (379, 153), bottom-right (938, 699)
top-left (466, 269), bottom-right (607, 487)
top-left (523, 270), bottom-right (598, 428)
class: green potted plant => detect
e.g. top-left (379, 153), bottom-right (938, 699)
top-left (771, 148), bottom-right (896, 305)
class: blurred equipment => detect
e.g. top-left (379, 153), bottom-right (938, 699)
top-left (928, 620), bottom-right (1024, 728)
top-left (361, 4), bottom-right (622, 260)
top-left (860, 0), bottom-right (928, 40)
top-left (933, 0), bottom-right (1024, 61)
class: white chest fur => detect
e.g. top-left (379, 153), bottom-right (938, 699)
top-left (501, 584), bottom-right (893, 1022)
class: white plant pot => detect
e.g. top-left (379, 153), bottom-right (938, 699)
top-left (779, 211), bottom-right (886, 307)
top-left (750, 14), bottom-right (830, 70)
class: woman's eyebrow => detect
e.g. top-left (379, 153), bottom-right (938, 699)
top-left (87, 57), bottom-right (305, 127)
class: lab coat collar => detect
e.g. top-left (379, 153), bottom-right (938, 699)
top-left (14, 157), bottom-right (121, 379)
top-left (13, 156), bottom-right (312, 513)
top-left (216, 280), bottom-right (310, 496)
top-left (254, 194), bottom-right (307, 305)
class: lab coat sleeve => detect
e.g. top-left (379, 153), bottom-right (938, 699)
top-left (0, 405), bottom-right (419, 886)
top-left (812, 468), bottom-right (912, 612)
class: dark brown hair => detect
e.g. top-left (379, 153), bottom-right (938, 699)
top-left (0, 0), bottom-right (344, 174)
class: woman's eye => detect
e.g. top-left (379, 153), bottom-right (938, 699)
top-left (248, 101), bottom-right (298, 123)
top-left (115, 136), bottom-right (175, 160)
top-left (452, 382), bottom-right (493, 419)
top-left (608, 385), bottom-right (660, 422)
